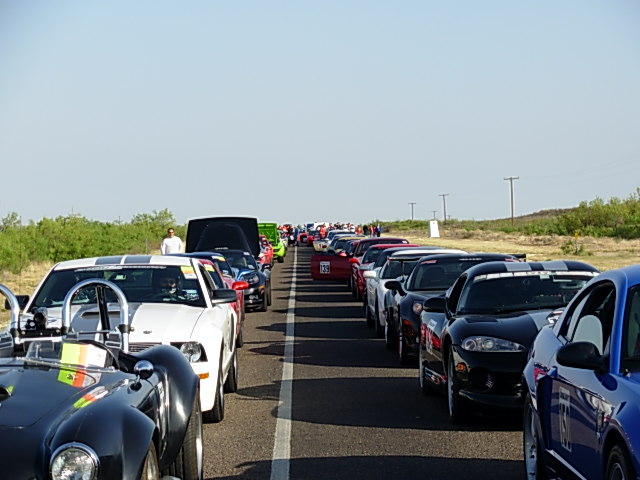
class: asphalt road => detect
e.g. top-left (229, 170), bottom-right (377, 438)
top-left (203, 245), bottom-right (525, 480)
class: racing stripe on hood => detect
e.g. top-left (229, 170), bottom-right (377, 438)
top-left (95, 256), bottom-right (125, 265)
top-left (123, 255), bottom-right (153, 264)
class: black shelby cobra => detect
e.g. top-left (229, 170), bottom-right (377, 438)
top-left (0, 279), bottom-right (203, 480)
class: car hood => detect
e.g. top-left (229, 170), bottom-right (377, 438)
top-left (24, 303), bottom-right (205, 344)
top-left (0, 361), bottom-right (127, 428)
top-left (451, 309), bottom-right (554, 347)
top-left (187, 216), bottom-right (259, 258)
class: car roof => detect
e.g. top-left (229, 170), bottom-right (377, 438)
top-left (463, 260), bottom-right (599, 278)
top-left (387, 248), bottom-right (467, 259)
top-left (415, 252), bottom-right (521, 264)
top-left (51, 254), bottom-right (195, 270)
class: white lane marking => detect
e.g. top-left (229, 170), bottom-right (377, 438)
top-left (271, 247), bottom-right (297, 480)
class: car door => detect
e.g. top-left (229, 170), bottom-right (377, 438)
top-left (545, 281), bottom-right (617, 477)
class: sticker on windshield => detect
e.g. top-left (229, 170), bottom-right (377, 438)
top-left (181, 266), bottom-right (197, 279)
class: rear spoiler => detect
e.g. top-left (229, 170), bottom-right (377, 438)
top-left (511, 253), bottom-right (527, 261)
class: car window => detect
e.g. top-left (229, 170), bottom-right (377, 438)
top-left (561, 282), bottom-right (615, 357)
top-left (30, 265), bottom-right (206, 308)
top-left (458, 273), bottom-right (593, 315)
top-left (623, 285), bottom-right (640, 364)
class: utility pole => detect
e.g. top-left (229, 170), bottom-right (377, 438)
top-left (432, 210), bottom-right (437, 220)
top-left (504, 176), bottom-right (519, 225)
top-left (408, 202), bottom-right (416, 221)
top-left (438, 194), bottom-right (449, 222)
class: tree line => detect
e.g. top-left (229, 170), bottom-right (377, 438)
top-left (0, 209), bottom-right (182, 274)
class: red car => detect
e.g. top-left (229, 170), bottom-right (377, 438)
top-left (259, 234), bottom-right (274, 266)
top-left (351, 243), bottom-right (420, 300)
top-left (310, 237), bottom-right (362, 282)
top-left (347, 237), bottom-right (411, 299)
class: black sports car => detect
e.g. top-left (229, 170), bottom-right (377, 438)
top-left (418, 260), bottom-right (599, 423)
top-left (385, 253), bottom-right (521, 365)
top-left (0, 279), bottom-right (203, 480)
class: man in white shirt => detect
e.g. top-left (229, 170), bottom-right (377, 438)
top-left (160, 228), bottom-right (183, 254)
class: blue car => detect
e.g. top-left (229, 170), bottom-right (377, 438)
top-left (523, 264), bottom-right (640, 480)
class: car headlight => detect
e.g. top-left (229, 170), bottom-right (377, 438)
top-left (412, 302), bottom-right (423, 315)
top-left (241, 273), bottom-right (260, 285)
top-left (50, 443), bottom-right (98, 480)
top-left (461, 336), bottom-right (525, 352)
top-left (177, 342), bottom-right (203, 362)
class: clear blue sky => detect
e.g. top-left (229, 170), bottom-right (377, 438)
top-left (2, 1), bottom-right (639, 226)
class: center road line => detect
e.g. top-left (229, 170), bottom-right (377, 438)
top-left (270, 246), bottom-right (297, 480)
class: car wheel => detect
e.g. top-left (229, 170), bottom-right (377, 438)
top-left (164, 395), bottom-right (204, 480)
top-left (258, 291), bottom-right (268, 312)
top-left (140, 443), bottom-right (161, 480)
top-left (236, 324), bottom-right (244, 348)
top-left (277, 256), bottom-right (284, 263)
top-left (267, 283), bottom-right (272, 306)
top-left (365, 301), bottom-right (374, 328)
top-left (203, 357), bottom-right (225, 423)
top-left (606, 445), bottom-right (635, 480)
top-left (349, 277), bottom-right (355, 297)
top-left (419, 346), bottom-right (434, 396)
top-left (398, 329), bottom-right (412, 365)
top-left (374, 301), bottom-right (384, 338)
top-left (523, 393), bottom-right (547, 480)
top-left (447, 349), bottom-right (469, 424)
top-left (224, 348), bottom-right (239, 393)
top-left (385, 310), bottom-right (398, 350)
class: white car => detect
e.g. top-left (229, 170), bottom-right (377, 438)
top-left (17, 254), bottom-right (238, 423)
top-left (364, 248), bottom-right (466, 345)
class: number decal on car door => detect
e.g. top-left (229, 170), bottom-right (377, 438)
top-left (320, 262), bottom-right (330, 274)
top-left (559, 387), bottom-right (572, 452)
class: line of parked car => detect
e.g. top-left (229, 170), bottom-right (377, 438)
top-left (307, 230), bottom-right (640, 480)
top-left (0, 215), bottom-right (286, 480)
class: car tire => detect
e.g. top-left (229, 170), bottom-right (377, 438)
top-left (419, 347), bottom-right (435, 396)
top-left (164, 396), bottom-right (204, 480)
top-left (258, 291), bottom-right (268, 312)
top-left (277, 256), bottom-right (284, 264)
top-left (523, 393), bottom-right (547, 480)
top-left (385, 310), bottom-right (398, 350)
top-left (365, 301), bottom-right (374, 328)
top-left (141, 443), bottom-right (161, 480)
top-left (374, 301), bottom-right (384, 338)
top-left (224, 348), bottom-right (239, 393)
top-left (606, 445), bottom-right (635, 480)
top-left (447, 349), bottom-right (469, 424)
top-left (398, 330), bottom-right (412, 365)
top-left (267, 283), bottom-right (272, 306)
top-left (236, 323), bottom-right (244, 348)
top-left (203, 357), bottom-right (225, 423)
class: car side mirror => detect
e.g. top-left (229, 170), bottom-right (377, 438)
top-left (385, 280), bottom-right (404, 295)
top-left (423, 296), bottom-right (446, 313)
top-left (557, 341), bottom-right (605, 371)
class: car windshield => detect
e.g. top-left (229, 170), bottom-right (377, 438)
top-left (406, 257), bottom-right (505, 291)
top-left (223, 251), bottom-right (258, 271)
top-left (21, 339), bottom-right (116, 371)
top-left (381, 259), bottom-right (420, 280)
top-left (29, 265), bottom-right (206, 309)
top-left (458, 272), bottom-right (594, 315)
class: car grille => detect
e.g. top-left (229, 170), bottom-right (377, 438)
top-left (129, 342), bottom-right (161, 353)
